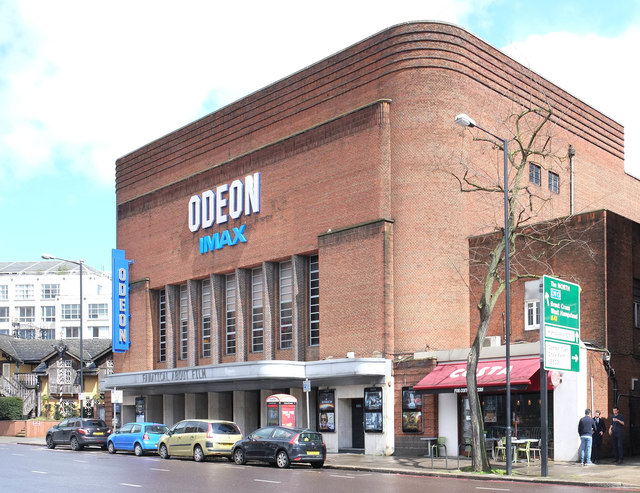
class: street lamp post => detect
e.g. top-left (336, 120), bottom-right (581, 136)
top-left (42, 254), bottom-right (84, 418)
top-left (454, 114), bottom-right (512, 474)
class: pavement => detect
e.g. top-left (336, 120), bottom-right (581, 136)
top-left (2, 436), bottom-right (639, 489)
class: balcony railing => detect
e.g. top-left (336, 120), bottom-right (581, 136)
top-left (13, 373), bottom-right (38, 389)
top-left (48, 383), bottom-right (81, 395)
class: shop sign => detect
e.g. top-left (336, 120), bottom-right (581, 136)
top-left (188, 172), bottom-right (261, 255)
top-left (111, 249), bottom-right (133, 353)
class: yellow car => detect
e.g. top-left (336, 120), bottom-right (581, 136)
top-left (158, 419), bottom-right (242, 462)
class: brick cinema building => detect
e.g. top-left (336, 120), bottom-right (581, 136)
top-left (105, 22), bottom-right (640, 459)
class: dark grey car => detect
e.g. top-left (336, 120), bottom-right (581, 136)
top-left (46, 418), bottom-right (112, 450)
top-left (232, 426), bottom-right (326, 468)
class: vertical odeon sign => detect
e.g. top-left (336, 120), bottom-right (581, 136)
top-left (112, 249), bottom-right (133, 353)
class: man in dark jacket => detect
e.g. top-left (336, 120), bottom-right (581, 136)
top-left (578, 408), bottom-right (596, 465)
top-left (610, 407), bottom-right (625, 463)
top-left (591, 410), bottom-right (606, 464)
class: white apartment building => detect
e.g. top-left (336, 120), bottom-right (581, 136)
top-left (0, 261), bottom-right (112, 341)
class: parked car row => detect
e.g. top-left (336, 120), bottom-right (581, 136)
top-left (45, 418), bottom-right (326, 469)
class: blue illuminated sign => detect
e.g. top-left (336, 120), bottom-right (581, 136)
top-left (112, 249), bottom-right (133, 353)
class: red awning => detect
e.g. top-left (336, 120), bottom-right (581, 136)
top-left (414, 357), bottom-right (542, 393)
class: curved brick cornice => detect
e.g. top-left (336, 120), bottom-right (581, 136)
top-left (116, 22), bottom-right (623, 201)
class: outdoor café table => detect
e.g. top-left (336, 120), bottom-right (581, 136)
top-left (510, 438), bottom-right (537, 462)
top-left (420, 436), bottom-right (438, 457)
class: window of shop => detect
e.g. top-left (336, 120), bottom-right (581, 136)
top-left (179, 284), bottom-right (188, 360)
top-left (226, 273), bottom-right (236, 355)
top-left (279, 261), bottom-right (293, 349)
top-left (402, 387), bottom-right (422, 433)
top-left (41, 283), bottom-right (60, 299)
top-left (251, 267), bottom-right (264, 352)
top-left (158, 289), bottom-right (166, 362)
top-left (529, 163), bottom-right (541, 186)
top-left (465, 392), bottom-right (554, 441)
top-left (309, 255), bottom-right (319, 346)
top-left (202, 279), bottom-right (211, 358)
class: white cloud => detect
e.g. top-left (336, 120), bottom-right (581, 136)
top-left (501, 27), bottom-right (640, 179)
top-left (0, 0), bottom-right (477, 191)
top-left (5, 0), bottom-right (637, 195)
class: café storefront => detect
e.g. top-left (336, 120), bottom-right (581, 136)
top-left (414, 355), bottom-right (558, 457)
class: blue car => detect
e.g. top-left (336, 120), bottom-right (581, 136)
top-left (107, 422), bottom-right (168, 456)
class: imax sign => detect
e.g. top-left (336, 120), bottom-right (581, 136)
top-left (188, 172), bottom-right (260, 254)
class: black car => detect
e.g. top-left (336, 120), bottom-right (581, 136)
top-left (232, 426), bottom-right (325, 468)
top-left (46, 418), bottom-right (112, 451)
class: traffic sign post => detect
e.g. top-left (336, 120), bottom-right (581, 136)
top-left (541, 275), bottom-right (580, 372)
top-left (303, 379), bottom-right (311, 428)
top-left (539, 275), bottom-right (581, 477)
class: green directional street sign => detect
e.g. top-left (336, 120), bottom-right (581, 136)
top-left (541, 275), bottom-right (581, 372)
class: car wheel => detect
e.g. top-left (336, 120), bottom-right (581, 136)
top-left (46, 435), bottom-right (55, 449)
top-left (275, 450), bottom-right (290, 469)
top-left (233, 448), bottom-right (246, 465)
top-left (108, 442), bottom-right (116, 454)
top-left (193, 445), bottom-right (205, 462)
top-left (311, 461), bottom-right (324, 469)
top-left (134, 443), bottom-right (144, 457)
top-left (159, 444), bottom-right (170, 460)
top-left (70, 436), bottom-right (83, 451)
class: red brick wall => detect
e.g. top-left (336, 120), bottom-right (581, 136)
top-left (318, 220), bottom-right (391, 359)
top-left (115, 23), bottom-right (640, 371)
top-left (469, 210), bottom-right (640, 440)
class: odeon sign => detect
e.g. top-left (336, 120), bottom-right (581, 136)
top-left (188, 172), bottom-right (261, 254)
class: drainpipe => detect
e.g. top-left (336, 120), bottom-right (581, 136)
top-left (568, 145), bottom-right (575, 215)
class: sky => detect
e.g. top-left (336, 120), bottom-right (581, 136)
top-left (1, 0), bottom-right (639, 272)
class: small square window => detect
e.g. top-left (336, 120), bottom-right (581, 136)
top-left (529, 163), bottom-right (541, 186)
top-left (549, 171), bottom-right (560, 194)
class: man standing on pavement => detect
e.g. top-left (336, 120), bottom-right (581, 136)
top-left (578, 408), bottom-right (596, 465)
top-left (610, 406), bottom-right (625, 464)
top-left (591, 410), bottom-right (606, 464)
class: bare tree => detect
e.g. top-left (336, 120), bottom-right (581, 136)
top-left (454, 104), bottom-right (597, 472)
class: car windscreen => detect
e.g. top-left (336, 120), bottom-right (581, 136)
top-left (211, 422), bottom-right (241, 434)
top-left (83, 420), bottom-right (107, 428)
top-left (146, 425), bottom-right (168, 434)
